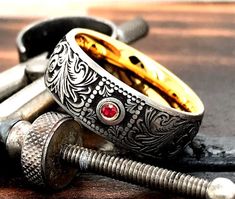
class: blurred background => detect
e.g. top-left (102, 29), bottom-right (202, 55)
top-left (0, 0), bottom-right (234, 17)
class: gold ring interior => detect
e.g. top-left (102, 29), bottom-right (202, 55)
top-left (74, 32), bottom-right (203, 114)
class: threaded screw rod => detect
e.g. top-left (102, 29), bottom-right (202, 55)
top-left (61, 144), bottom-right (209, 198)
top-left (21, 112), bottom-right (235, 198)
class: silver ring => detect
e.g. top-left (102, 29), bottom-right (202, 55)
top-left (45, 28), bottom-right (204, 159)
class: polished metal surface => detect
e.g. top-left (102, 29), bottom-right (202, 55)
top-left (0, 63), bottom-right (27, 101)
top-left (206, 178), bottom-right (235, 199)
top-left (0, 77), bottom-right (52, 122)
top-left (0, 53), bottom-right (46, 101)
top-left (25, 55), bottom-right (48, 81)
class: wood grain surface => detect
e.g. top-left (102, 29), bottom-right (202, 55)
top-left (0, 2), bottom-right (235, 199)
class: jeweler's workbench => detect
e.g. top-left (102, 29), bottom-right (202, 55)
top-left (0, 2), bottom-right (235, 199)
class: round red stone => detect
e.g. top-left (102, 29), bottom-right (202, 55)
top-left (101, 103), bottom-right (119, 118)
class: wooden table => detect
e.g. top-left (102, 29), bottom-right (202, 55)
top-left (0, 2), bottom-right (235, 198)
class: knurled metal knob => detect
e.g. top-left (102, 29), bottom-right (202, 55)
top-left (21, 112), bottom-right (83, 189)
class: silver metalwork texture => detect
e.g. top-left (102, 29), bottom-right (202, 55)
top-left (45, 30), bottom-right (204, 159)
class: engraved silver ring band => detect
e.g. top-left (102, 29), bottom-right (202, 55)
top-left (45, 28), bottom-right (204, 159)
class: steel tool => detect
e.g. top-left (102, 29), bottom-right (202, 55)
top-left (18, 112), bottom-right (235, 199)
top-left (0, 53), bottom-right (47, 101)
top-left (0, 77), bottom-right (52, 122)
top-left (0, 77), bottom-right (54, 162)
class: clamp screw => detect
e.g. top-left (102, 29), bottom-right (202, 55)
top-left (21, 112), bottom-right (235, 199)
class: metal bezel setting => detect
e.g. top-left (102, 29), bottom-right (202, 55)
top-left (96, 97), bottom-right (125, 125)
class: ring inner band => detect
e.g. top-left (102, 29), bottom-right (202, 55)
top-left (75, 33), bottom-right (203, 114)
top-left (103, 62), bottom-right (172, 109)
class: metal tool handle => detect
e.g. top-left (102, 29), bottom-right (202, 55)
top-left (0, 77), bottom-right (53, 122)
top-left (0, 53), bottom-right (47, 101)
top-left (117, 17), bottom-right (149, 44)
top-left (0, 63), bottom-right (27, 101)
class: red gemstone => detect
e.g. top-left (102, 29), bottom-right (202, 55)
top-left (101, 103), bottom-right (119, 118)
